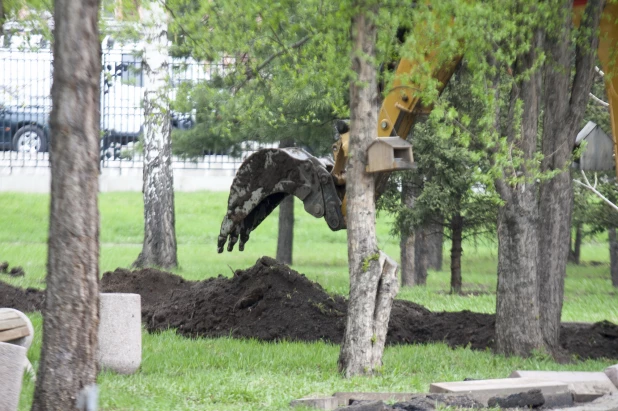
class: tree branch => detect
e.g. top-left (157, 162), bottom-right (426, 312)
top-left (237, 35), bottom-right (312, 89)
top-left (573, 170), bottom-right (618, 212)
top-left (569, 0), bottom-right (605, 118)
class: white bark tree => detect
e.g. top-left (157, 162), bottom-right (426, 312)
top-left (133, 1), bottom-right (178, 269)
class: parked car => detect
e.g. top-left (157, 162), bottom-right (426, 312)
top-left (0, 106), bottom-right (50, 152)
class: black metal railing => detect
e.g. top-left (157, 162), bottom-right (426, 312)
top-left (0, 45), bottom-right (262, 174)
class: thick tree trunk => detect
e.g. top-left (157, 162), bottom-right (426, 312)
top-left (276, 140), bottom-right (295, 264)
top-left (494, 28), bottom-right (546, 357)
top-left (569, 224), bottom-right (582, 265)
top-left (538, 0), bottom-right (603, 352)
top-left (400, 177), bottom-right (416, 287)
top-left (276, 195), bottom-right (294, 264)
top-left (450, 214), bottom-right (463, 294)
top-left (339, 3), bottom-right (399, 378)
top-left (609, 228), bottom-right (618, 287)
top-left (133, 2), bottom-right (178, 269)
top-left (414, 228), bottom-right (428, 285)
top-left (426, 222), bottom-right (444, 271)
top-left (32, 0), bottom-right (101, 408)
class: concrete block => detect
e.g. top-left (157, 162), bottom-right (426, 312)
top-left (333, 392), bottom-right (413, 407)
top-left (606, 365), bottom-right (618, 389)
top-left (98, 293), bottom-right (141, 374)
top-left (510, 370), bottom-right (617, 402)
top-left (429, 377), bottom-right (570, 406)
top-left (290, 395), bottom-right (339, 410)
top-left (0, 342), bottom-right (27, 411)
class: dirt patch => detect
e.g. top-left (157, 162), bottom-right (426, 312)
top-left (0, 281), bottom-right (44, 312)
top-left (1, 256), bottom-right (617, 360)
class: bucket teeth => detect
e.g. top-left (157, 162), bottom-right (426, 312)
top-left (217, 148), bottom-right (344, 252)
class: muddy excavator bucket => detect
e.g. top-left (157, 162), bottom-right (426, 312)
top-left (217, 147), bottom-right (345, 252)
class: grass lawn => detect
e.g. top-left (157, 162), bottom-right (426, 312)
top-left (0, 191), bottom-right (616, 410)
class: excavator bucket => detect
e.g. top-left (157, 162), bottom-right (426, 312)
top-left (217, 147), bottom-right (345, 252)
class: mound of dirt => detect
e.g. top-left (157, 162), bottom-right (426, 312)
top-left (2, 256), bottom-right (617, 360)
top-left (0, 281), bottom-right (44, 312)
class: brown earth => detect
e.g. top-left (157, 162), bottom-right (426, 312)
top-left (1, 256), bottom-right (616, 360)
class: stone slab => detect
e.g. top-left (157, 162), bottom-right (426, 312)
top-left (289, 395), bottom-right (339, 410)
top-left (606, 365), bottom-right (618, 389)
top-left (429, 377), bottom-right (570, 406)
top-left (0, 342), bottom-right (27, 411)
top-left (333, 392), bottom-right (414, 407)
top-left (98, 293), bottom-right (142, 374)
top-left (510, 370), bottom-right (617, 402)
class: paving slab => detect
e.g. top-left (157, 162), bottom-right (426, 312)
top-left (606, 365), bottom-right (618, 389)
top-left (290, 395), bottom-right (339, 410)
top-left (429, 377), bottom-right (570, 406)
top-left (510, 370), bottom-right (618, 402)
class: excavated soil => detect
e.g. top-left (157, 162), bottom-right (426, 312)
top-left (1, 256), bottom-right (617, 360)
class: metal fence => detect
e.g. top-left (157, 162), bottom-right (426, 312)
top-left (0, 44), bottom-right (264, 174)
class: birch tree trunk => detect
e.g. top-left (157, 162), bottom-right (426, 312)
top-left (133, 2), bottom-right (178, 269)
top-left (537, 0), bottom-right (603, 351)
top-left (338, 2), bottom-right (399, 377)
top-left (32, 0), bottom-right (100, 408)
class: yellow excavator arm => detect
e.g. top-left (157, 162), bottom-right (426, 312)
top-left (217, 1), bottom-right (618, 253)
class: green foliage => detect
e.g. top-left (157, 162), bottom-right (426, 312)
top-left (379, 65), bottom-right (499, 244)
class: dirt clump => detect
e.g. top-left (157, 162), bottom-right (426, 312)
top-left (1, 256), bottom-right (617, 360)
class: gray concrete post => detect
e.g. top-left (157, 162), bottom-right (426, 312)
top-left (98, 293), bottom-right (141, 374)
top-left (0, 342), bottom-right (26, 411)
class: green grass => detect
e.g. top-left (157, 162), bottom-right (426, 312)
top-left (0, 192), bottom-right (616, 410)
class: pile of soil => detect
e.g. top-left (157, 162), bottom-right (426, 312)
top-left (2, 256), bottom-right (617, 360)
top-left (0, 281), bottom-right (44, 312)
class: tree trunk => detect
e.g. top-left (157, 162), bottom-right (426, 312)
top-left (494, 27), bottom-right (546, 357)
top-left (133, 2), bottom-right (178, 269)
top-left (276, 195), bottom-right (294, 264)
top-left (400, 177), bottom-right (416, 287)
top-left (414, 227), bottom-right (428, 285)
top-left (339, 3), bottom-right (399, 378)
top-left (569, 224), bottom-right (582, 264)
top-left (276, 140), bottom-right (295, 265)
top-left (32, 0), bottom-right (101, 408)
top-left (450, 213), bottom-right (463, 294)
top-left (609, 228), bottom-right (618, 287)
top-left (537, 0), bottom-right (603, 352)
top-left (426, 222), bottom-right (444, 271)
